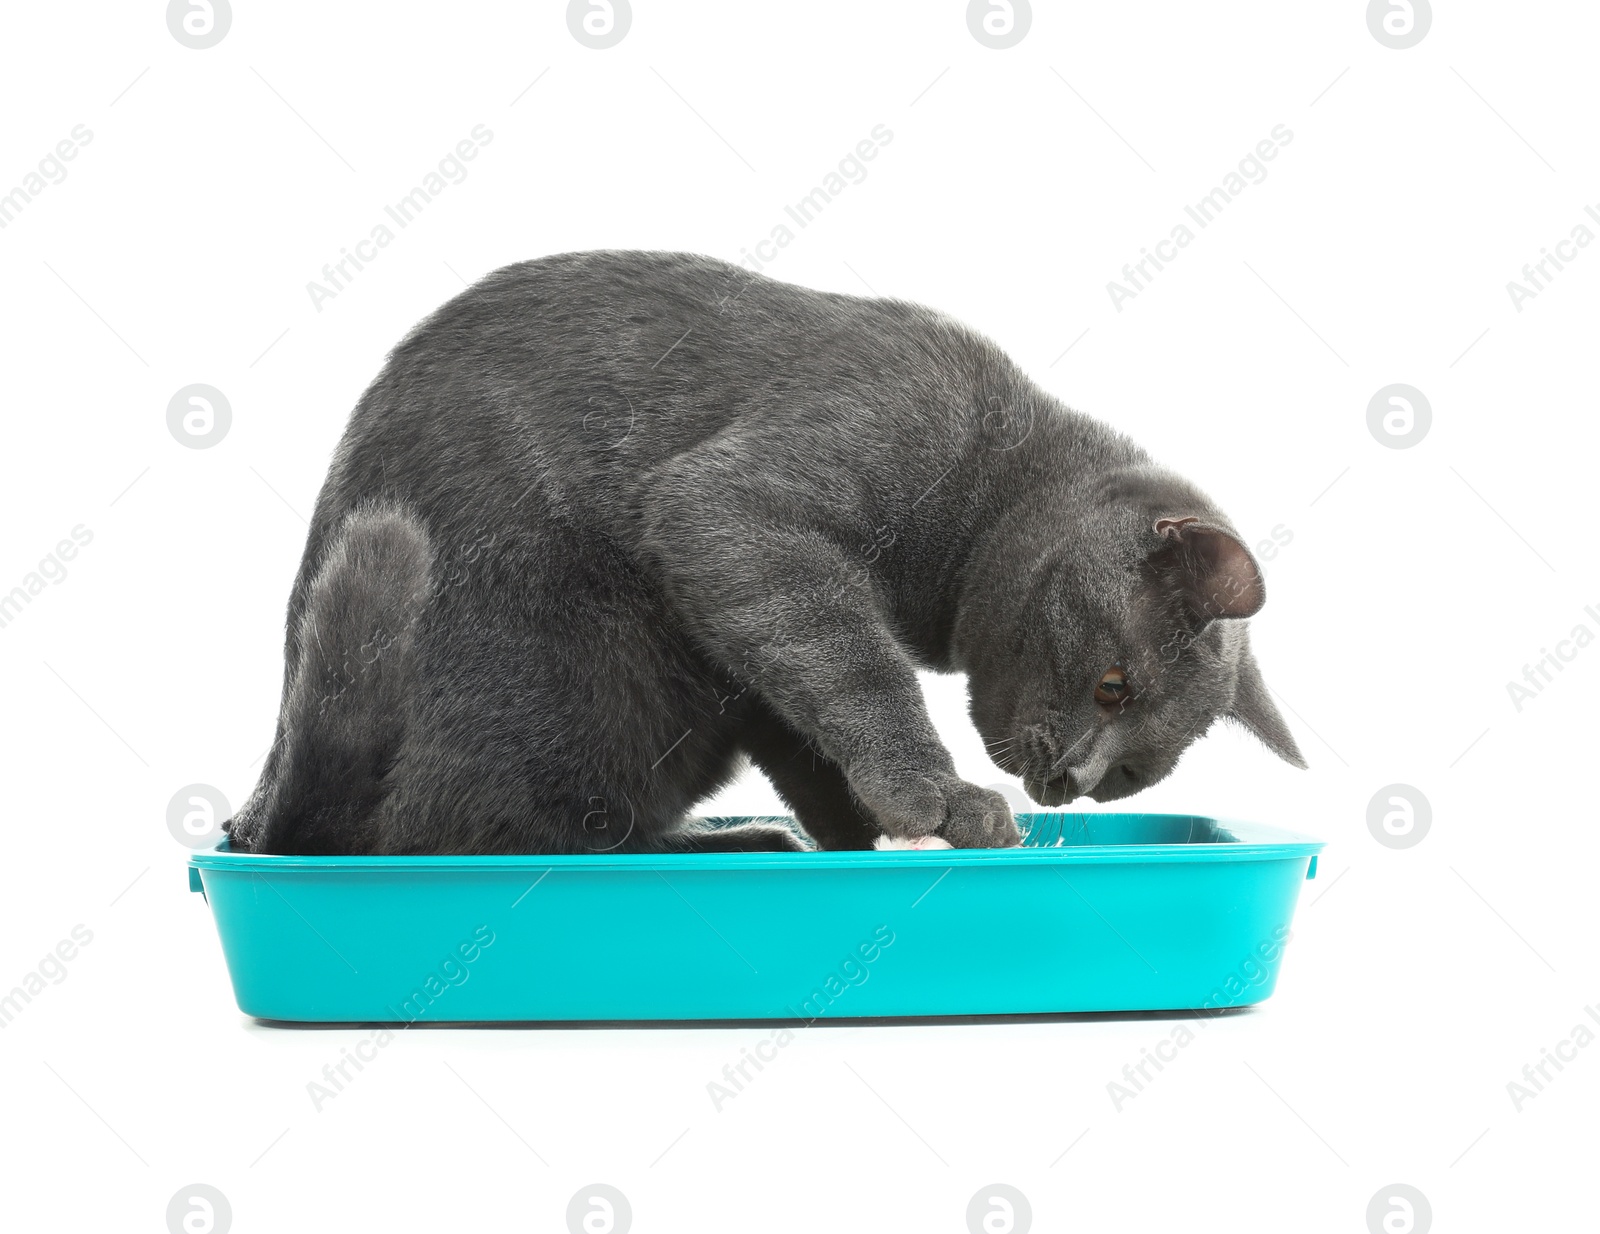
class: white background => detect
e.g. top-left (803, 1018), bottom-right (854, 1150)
top-left (1, 1), bottom-right (1596, 1230)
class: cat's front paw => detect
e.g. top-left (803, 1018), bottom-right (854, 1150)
top-left (938, 778), bottom-right (1021, 848)
top-left (852, 768), bottom-right (1020, 849)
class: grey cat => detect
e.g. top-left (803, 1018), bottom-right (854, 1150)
top-left (227, 250), bottom-right (1304, 856)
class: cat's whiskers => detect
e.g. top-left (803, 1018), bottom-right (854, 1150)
top-left (984, 735), bottom-right (1017, 764)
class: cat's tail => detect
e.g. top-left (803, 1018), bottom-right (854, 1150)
top-left (236, 502), bottom-right (434, 854)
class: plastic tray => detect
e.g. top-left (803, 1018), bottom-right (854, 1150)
top-left (189, 813), bottom-right (1322, 1023)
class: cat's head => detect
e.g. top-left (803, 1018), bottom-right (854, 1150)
top-left (955, 466), bottom-right (1305, 804)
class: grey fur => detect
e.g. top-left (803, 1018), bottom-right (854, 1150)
top-left (228, 250), bottom-right (1304, 856)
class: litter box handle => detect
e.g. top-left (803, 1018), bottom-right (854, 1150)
top-left (188, 866), bottom-right (207, 901)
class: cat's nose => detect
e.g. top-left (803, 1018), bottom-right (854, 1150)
top-left (1065, 751), bottom-right (1111, 798)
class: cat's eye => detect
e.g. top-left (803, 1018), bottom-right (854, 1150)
top-left (1093, 666), bottom-right (1130, 705)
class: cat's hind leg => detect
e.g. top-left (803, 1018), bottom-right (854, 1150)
top-left (652, 820), bottom-right (809, 853)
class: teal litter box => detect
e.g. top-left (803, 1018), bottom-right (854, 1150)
top-left (188, 813), bottom-right (1322, 1023)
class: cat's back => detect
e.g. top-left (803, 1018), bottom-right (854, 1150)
top-left (398, 250), bottom-right (1003, 397)
top-left (326, 250), bottom-right (1039, 549)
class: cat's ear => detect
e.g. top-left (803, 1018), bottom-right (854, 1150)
top-left (1152, 517), bottom-right (1265, 619)
top-left (1229, 650), bottom-right (1307, 769)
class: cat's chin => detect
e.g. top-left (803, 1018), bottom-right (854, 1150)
top-left (1024, 773), bottom-right (1079, 808)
